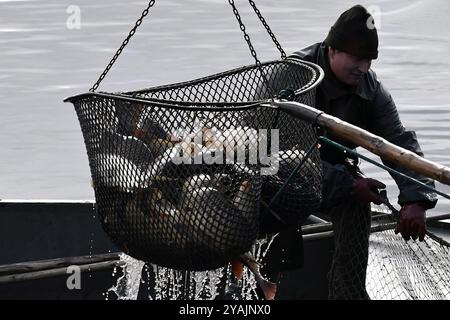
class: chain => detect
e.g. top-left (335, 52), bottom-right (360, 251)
top-left (90, 0), bottom-right (156, 92)
top-left (227, 0), bottom-right (275, 97)
top-left (248, 0), bottom-right (286, 59)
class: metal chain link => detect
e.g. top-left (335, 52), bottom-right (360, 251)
top-left (248, 0), bottom-right (286, 59)
top-left (90, 0), bottom-right (156, 92)
top-left (227, 0), bottom-right (275, 97)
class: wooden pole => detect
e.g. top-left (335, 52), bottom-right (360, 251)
top-left (269, 100), bottom-right (450, 186)
top-left (0, 252), bottom-right (121, 276)
top-left (0, 260), bottom-right (123, 284)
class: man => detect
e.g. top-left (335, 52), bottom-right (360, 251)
top-left (286, 4), bottom-right (437, 299)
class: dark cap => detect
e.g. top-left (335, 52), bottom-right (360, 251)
top-left (325, 5), bottom-right (378, 60)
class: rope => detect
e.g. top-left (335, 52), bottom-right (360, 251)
top-left (318, 136), bottom-right (450, 246)
top-left (317, 138), bottom-right (450, 300)
top-left (90, 1), bottom-right (157, 92)
top-left (318, 136), bottom-right (450, 201)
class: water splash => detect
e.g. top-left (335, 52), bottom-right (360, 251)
top-left (150, 266), bottom-right (225, 300)
top-left (106, 236), bottom-right (277, 300)
top-left (223, 235), bottom-right (278, 300)
top-left (106, 253), bottom-right (145, 300)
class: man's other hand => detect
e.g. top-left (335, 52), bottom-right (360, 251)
top-left (351, 177), bottom-right (386, 204)
top-left (395, 203), bottom-right (427, 241)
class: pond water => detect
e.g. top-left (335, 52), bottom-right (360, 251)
top-left (1, 0), bottom-right (449, 214)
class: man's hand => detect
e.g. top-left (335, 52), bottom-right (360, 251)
top-left (350, 177), bottom-right (386, 204)
top-left (395, 203), bottom-right (427, 241)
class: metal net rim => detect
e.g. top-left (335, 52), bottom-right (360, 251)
top-left (64, 58), bottom-right (324, 110)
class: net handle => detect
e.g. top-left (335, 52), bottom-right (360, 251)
top-left (90, 1), bottom-right (157, 92)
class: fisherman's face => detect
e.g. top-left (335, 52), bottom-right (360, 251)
top-left (328, 47), bottom-right (372, 86)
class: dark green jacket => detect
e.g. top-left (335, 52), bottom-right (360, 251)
top-left (290, 42), bottom-right (437, 209)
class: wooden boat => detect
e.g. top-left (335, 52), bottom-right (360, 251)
top-left (1, 199), bottom-right (448, 300)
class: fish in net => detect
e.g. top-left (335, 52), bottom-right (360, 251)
top-left (66, 58), bottom-right (324, 271)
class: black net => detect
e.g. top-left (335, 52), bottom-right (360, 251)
top-left (67, 58), bottom-right (323, 271)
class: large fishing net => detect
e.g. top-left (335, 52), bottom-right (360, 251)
top-left (65, 0), bottom-right (325, 271)
top-left (67, 58), bottom-right (323, 271)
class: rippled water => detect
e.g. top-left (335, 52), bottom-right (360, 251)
top-left (1, 0), bottom-right (450, 213)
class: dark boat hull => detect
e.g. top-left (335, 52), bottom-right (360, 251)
top-left (1, 200), bottom-right (447, 300)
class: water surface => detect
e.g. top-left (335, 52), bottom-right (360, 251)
top-left (1, 0), bottom-right (449, 214)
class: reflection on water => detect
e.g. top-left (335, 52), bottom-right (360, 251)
top-left (0, 0), bottom-right (450, 213)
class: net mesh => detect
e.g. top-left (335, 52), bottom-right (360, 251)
top-left (322, 202), bottom-right (450, 300)
top-left (68, 58), bottom-right (323, 271)
top-left (367, 220), bottom-right (450, 300)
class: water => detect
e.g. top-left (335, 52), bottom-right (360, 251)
top-left (106, 255), bottom-right (241, 300)
top-left (106, 253), bottom-right (145, 300)
top-left (106, 237), bottom-right (276, 300)
top-left (1, 0), bottom-right (450, 214)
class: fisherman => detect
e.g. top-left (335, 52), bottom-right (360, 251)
top-left (287, 4), bottom-right (439, 300)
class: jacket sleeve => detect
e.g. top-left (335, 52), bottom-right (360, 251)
top-left (320, 160), bottom-right (355, 211)
top-left (368, 82), bottom-right (438, 209)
